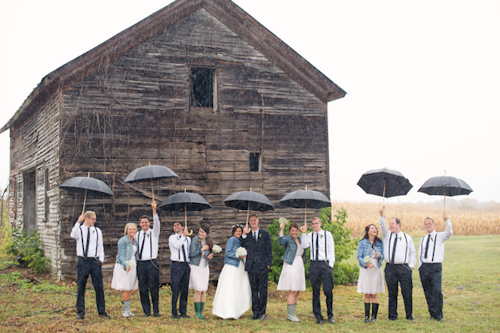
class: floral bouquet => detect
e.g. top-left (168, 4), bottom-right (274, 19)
top-left (236, 247), bottom-right (247, 258)
top-left (278, 217), bottom-right (289, 224)
top-left (125, 260), bottom-right (136, 270)
top-left (212, 244), bottom-right (222, 254)
top-left (363, 256), bottom-right (372, 266)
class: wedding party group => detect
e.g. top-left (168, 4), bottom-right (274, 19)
top-left (70, 201), bottom-right (453, 325)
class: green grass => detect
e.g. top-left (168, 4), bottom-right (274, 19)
top-left (0, 236), bottom-right (499, 332)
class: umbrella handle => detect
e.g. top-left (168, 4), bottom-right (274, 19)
top-left (81, 189), bottom-right (88, 216)
top-left (246, 201), bottom-right (250, 229)
top-left (443, 187), bottom-right (446, 212)
top-left (184, 204), bottom-right (193, 236)
top-left (304, 200), bottom-right (307, 226)
top-left (382, 180), bottom-right (386, 206)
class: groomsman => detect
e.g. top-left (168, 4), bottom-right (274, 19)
top-left (379, 206), bottom-right (416, 321)
top-left (301, 217), bottom-right (335, 325)
top-left (135, 200), bottom-right (161, 317)
top-left (169, 221), bottom-right (191, 319)
top-left (418, 213), bottom-right (453, 322)
top-left (242, 214), bottom-right (273, 320)
top-left (70, 211), bottom-right (110, 319)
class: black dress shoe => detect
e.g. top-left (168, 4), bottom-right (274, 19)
top-left (172, 314), bottom-right (180, 319)
top-left (180, 314), bottom-right (190, 318)
top-left (99, 313), bottom-right (111, 319)
top-left (153, 313), bottom-right (161, 317)
top-left (76, 314), bottom-right (84, 320)
top-left (259, 314), bottom-right (266, 320)
top-left (328, 316), bottom-right (335, 324)
top-left (251, 314), bottom-right (259, 320)
top-left (316, 318), bottom-right (324, 324)
top-left (407, 316), bottom-right (415, 322)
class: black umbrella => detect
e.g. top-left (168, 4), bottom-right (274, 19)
top-left (279, 186), bottom-right (330, 225)
top-left (60, 173), bottom-right (114, 215)
top-left (124, 161), bottom-right (178, 201)
top-left (223, 188), bottom-right (274, 228)
top-left (357, 168), bottom-right (413, 204)
top-left (159, 190), bottom-right (211, 236)
top-left (418, 175), bottom-right (473, 210)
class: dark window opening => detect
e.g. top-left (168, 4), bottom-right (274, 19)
top-left (249, 152), bottom-right (261, 172)
top-left (191, 68), bottom-right (213, 108)
top-left (44, 169), bottom-right (49, 223)
top-left (23, 170), bottom-right (36, 233)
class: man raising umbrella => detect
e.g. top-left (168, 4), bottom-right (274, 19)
top-left (135, 200), bottom-right (161, 317)
top-left (169, 220), bottom-right (191, 319)
top-left (418, 213), bottom-right (453, 322)
top-left (71, 211), bottom-right (110, 319)
top-left (379, 206), bottom-right (416, 321)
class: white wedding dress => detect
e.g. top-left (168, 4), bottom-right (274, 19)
top-left (212, 260), bottom-right (251, 319)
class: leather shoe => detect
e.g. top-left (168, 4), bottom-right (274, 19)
top-left (99, 313), bottom-right (111, 319)
top-left (180, 314), bottom-right (190, 319)
top-left (251, 314), bottom-right (259, 320)
top-left (76, 314), bottom-right (84, 320)
top-left (153, 313), bottom-right (161, 317)
top-left (316, 318), bottom-right (324, 325)
top-left (328, 316), bottom-right (335, 324)
top-left (259, 314), bottom-right (266, 320)
top-left (172, 314), bottom-right (180, 319)
top-left (144, 313), bottom-right (151, 317)
top-left (407, 316), bottom-right (416, 322)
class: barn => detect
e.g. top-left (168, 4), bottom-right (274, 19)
top-left (1, 0), bottom-right (346, 283)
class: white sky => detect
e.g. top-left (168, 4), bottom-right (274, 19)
top-left (1, 0), bottom-right (499, 203)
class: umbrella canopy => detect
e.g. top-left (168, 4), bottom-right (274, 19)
top-left (223, 190), bottom-right (274, 212)
top-left (357, 168), bottom-right (413, 200)
top-left (159, 192), bottom-right (212, 212)
top-left (279, 188), bottom-right (331, 225)
top-left (124, 164), bottom-right (178, 183)
top-left (60, 176), bottom-right (114, 196)
top-left (418, 176), bottom-right (473, 197)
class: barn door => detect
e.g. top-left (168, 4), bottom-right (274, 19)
top-left (23, 169), bottom-right (36, 233)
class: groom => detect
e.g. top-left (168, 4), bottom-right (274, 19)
top-left (242, 214), bottom-right (273, 320)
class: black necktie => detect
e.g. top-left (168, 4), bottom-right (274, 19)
top-left (424, 234), bottom-right (431, 259)
top-left (315, 232), bottom-right (319, 261)
top-left (139, 232), bottom-right (146, 260)
top-left (181, 240), bottom-right (186, 262)
top-left (391, 233), bottom-right (398, 264)
top-left (84, 228), bottom-right (90, 257)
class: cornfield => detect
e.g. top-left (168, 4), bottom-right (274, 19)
top-left (331, 200), bottom-right (500, 238)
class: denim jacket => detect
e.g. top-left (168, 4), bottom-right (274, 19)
top-left (189, 235), bottom-right (211, 267)
top-left (278, 235), bottom-right (302, 265)
top-left (357, 238), bottom-right (384, 268)
top-left (224, 236), bottom-right (243, 267)
top-left (116, 235), bottom-right (135, 270)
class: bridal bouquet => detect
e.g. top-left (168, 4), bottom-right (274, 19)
top-left (125, 260), bottom-right (136, 270)
top-left (363, 256), bottom-right (372, 266)
top-left (236, 247), bottom-right (247, 258)
top-left (212, 244), bottom-right (222, 254)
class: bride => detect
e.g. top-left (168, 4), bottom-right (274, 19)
top-left (212, 224), bottom-right (251, 319)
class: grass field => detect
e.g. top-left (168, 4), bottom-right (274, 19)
top-left (1, 235), bottom-right (499, 332)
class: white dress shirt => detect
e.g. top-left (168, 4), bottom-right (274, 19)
top-left (169, 233), bottom-right (191, 262)
top-left (379, 217), bottom-right (417, 268)
top-left (301, 229), bottom-right (335, 268)
top-left (418, 219), bottom-right (453, 268)
top-left (70, 221), bottom-right (104, 262)
top-left (134, 214), bottom-right (161, 261)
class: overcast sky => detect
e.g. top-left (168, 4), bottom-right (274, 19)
top-left (1, 0), bottom-right (499, 204)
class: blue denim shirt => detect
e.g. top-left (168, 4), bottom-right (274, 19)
top-left (278, 235), bottom-right (302, 265)
top-left (116, 235), bottom-right (135, 270)
top-left (357, 238), bottom-right (384, 268)
top-left (189, 235), bottom-right (211, 267)
top-left (224, 236), bottom-right (243, 267)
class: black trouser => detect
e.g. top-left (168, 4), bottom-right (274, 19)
top-left (248, 265), bottom-right (269, 317)
top-left (170, 261), bottom-right (190, 315)
top-left (385, 263), bottom-right (413, 319)
top-left (76, 257), bottom-right (106, 316)
top-left (419, 263), bottom-right (443, 319)
top-left (137, 259), bottom-right (160, 315)
top-left (309, 261), bottom-right (334, 320)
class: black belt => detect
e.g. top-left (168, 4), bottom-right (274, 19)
top-left (137, 258), bottom-right (157, 263)
top-left (386, 262), bottom-right (408, 265)
top-left (421, 262), bottom-right (441, 265)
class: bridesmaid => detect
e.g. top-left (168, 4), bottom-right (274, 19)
top-left (111, 223), bottom-right (139, 317)
top-left (188, 223), bottom-right (214, 319)
top-left (277, 221), bottom-right (306, 322)
top-left (357, 224), bottom-right (385, 323)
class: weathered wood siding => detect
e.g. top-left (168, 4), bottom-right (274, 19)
top-left (8, 93), bottom-right (62, 277)
top-left (55, 9), bottom-right (330, 283)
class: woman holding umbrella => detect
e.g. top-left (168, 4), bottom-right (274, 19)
top-left (212, 224), bottom-right (251, 319)
top-left (111, 223), bottom-right (139, 317)
top-left (188, 223), bottom-right (214, 319)
top-left (356, 224), bottom-right (385, 323)
top-left (277, 220), bottom-right (306, 322)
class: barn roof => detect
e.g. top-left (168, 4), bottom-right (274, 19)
top-left (1, 0), bottom-right (346, 133)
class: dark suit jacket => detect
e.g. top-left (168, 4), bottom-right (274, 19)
top-left (242, 229), bottom-right (273, 271)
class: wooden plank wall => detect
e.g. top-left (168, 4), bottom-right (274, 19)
top-left (55, 9), bottom-right (331, 283)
